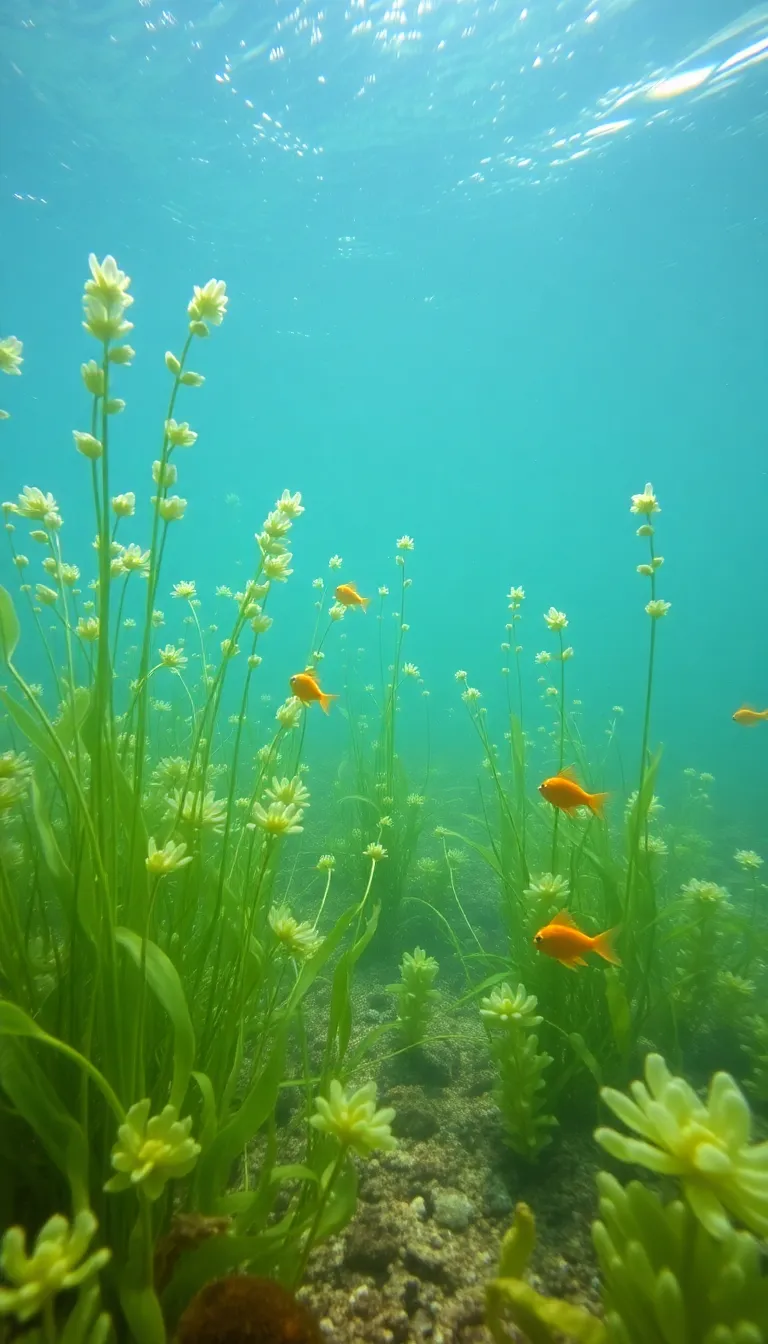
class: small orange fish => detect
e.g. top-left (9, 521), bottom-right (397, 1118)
top-left (538, 768), bottom-right (608, 818)
top-left (733, 706), bottom-right (768, 726)
top-left (534, 909), bottom-right (621, 970)
top-left (289, 671), bottom-right (338, 715)
top-left (335, 582), bottom-right (370, 611)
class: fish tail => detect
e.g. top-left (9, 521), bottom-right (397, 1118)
top-left (589, 790), bottom-right (609, 819)
top-left (360, 596), bottom-right (370, 612)
top-left (591, 926), bottom-right (621, 966)
top-left (319, 692), bottom-right (338, 715)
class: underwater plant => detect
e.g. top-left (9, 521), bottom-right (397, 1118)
top-left (387, 946), bottom-right (439, 1046)
top-left (485, 1053), bottom-right (768, 1344)
top-left (0, 254), bottom-right (405, 1341)
top-left (480, 983), bottom-right (556, 1159)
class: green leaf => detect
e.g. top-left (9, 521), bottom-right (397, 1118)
top-left (191, 1070), bottom-right (217, 1154)
top-left (0, 1038), bottom-right (89, 1209)
top-left (31, 776), bottom-right (71, 882)
top-left (0, 999), bottom-right (124, 1124)
top-left (605, 972), bottom-right (632, 1059)
top-left (568, 1033), bottom-right (603, 1085)
top-left (115, 928), bottom-right (195, 1111)
top-left (196, 1028), bottom-right (287, 1210)
top-left (0, 686), bottom-right (56, 762)
top-left (498, 1202), bottom-right (536, 1279)
top-left (120, 1211), bottom-right (167, 1344)
top-left (314, 1156), bottom-right (358, 1242)
top-left (0, 586), bottom-right (20, 663)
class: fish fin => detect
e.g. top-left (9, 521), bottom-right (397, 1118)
top-left (360, 596), bottom-right (370, 611)
top-left (591, 926), bottom-right (621, 966)
top-left (572, 956), bottom-right (588, 968)
top-left (318, 692), bottom-right (338, 716)
top-left (588, 790), bottom-right (609, 819)
top-left (557, 765), bottom-right (579, 781)
top-left (559, 957), bottom-right (583, 971)
top-left (550, 908), bottom-right (576, 928)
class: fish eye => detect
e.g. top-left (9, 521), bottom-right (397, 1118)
top-left (534, 934), bottom-right (542, 944)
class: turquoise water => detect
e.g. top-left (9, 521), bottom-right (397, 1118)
top-left (3, 5), bottom-right (768, 1337)
top-left (3, 0), bottom-right (767, 845)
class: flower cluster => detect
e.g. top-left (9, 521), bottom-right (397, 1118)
top-left (268, 906), bottom-right (323, 960)
top-left (105, 1100), bottom-right (201, 1201)
top-left (596, 1052), bottom-right (768, 1240)
top-left (0, 1210), bottom-right (110, 1324)
top-left (82, 254), bottom-right (134, 350)
top-left (480, 983), bottom-right (542, 1031)
top-left (250, 799), bottom-right (304, 836)
top-left (310, 1081), bottom-right (397, 1158)
top-left (3, 486), bottom-right (62, 531)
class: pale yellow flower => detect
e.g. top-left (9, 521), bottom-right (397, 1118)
top-left (630, 482), bottom-right (660, 516)
top-left (0, 336), bottom-right (23, 376)
top-left (188, 279), bottom-right (228, 326)
top-left (146, 837), bottom-right (193, 875)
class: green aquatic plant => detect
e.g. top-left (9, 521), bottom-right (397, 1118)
top-left (0, 253), bottom-right (399, 1340)
top-left (595, 1052), bottom-right (768, 1239)
top-left (742, 1015), bottom-right (768, 1108)
top-left (485, 1058), bottom-right (768, 1344)
top-left (387, 946), bottom-right (439, 1046)
top-left (480, 983), bottom-right (555, 1159)
top-left (0, 1210), bottom-right (110, 1329)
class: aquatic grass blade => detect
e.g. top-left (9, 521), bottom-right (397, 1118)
top-left (115, 927), bottom-right (195, 1110)
top-left (0, 585), bottom-right (20, 663)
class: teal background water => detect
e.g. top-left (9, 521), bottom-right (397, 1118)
top-left (2, 0), bottom-right (767, 845)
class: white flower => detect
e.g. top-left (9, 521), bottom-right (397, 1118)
top-left (76, 616), bottom-right (100, 642)
top-left (328, 554), bottom-right (343, 570)
top-left (261, 509), bottom-right (292, 540)
top-left (0, 1211), bottom-right (110, 1324)
top-left (165, 420), bottom-right (197, 449)
top-left (543, 607), bottom-right (568, 632)
top-left (85, 253), bottom-right (133, 309)
top-left (402, 663), bottom-right (420, 678)
top-left (645, 599), bottom-right (671, 619)
top-left (264, 775), bottom-right (310, 808)
top-left (378, 585), bottom-right (389, 597)
top-left (172, 580), bottom-right (196, 601)
top-left (396, 535), bottom-right (414, 551)
top-left (454, 669), bottom-right (467, 681)
top-left (121, 543), bottom-right (150, 574)
top-left (268, 906), bottom-right (322, 959)
top-left (155, 495), bottom-right (187, 522)
top-left (363, 842), bottom-right (387, 861)
top-left (158, 644), bottom-right (187, 670)
top-left (111, 492), bottom-right (136, 517)
top-left (153, 459), bottom-right (177, 487)
top-left (407, 793), bottom-right (425, 807)
top-left (188, 278), bottom-right (228, 326)
top-left (462, 687), bottom-right (481, 702)
top-left (480, 983), bottom-right (542, 1029)
top-left (263, 552), bottom-right (293, 582)
top-left (146, 837), bottom-right (193, 875)
top-left (524, 872), bottom-right (570, 902)
top-left (507, 585), bottom-right (525, 603)
top-left (5, 486), bottom-right (61, 528)
top-left (35, 584), bottom-right (58, 607)
top-left (276, 696), bottom-right (303, 730)
top-left (735, 849), bottom-right (763, 871)
top-left (317, 854), bottom-right (336, 871)
top-left (166, 787), bottom-right (227, 834)
top-left (0, 336), bottom-right (23, 377)
top-left (630, 482), bottom-right (660, 516)
top-left (82, 296), bottom-right (133, 343)
top-left (637, 563), bottom-right (654, 576)
top-left (535, 650), bottom-right (552, 664)
top-left (250, 607), bottom-right (273, 635)
top-left (329, 602), bottom-right (346, 621)
top-left (250, 800), bottom-right (304, 835)
top-left (560, 646), bottom-right (574, 661)
top-left (310, 1080), bottom-right (396, 1157)
top-left (276, 489), bottom-right (304, 519)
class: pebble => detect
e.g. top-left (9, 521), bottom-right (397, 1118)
top-left (432, 1188), bottom-right (475, 1233)
top-left (410, 1195), bottom-right (427, 1219)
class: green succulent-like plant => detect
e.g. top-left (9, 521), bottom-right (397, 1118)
top-left (480, 983), bottom-right (555, 1160)
top-left (595, 1052), bottom-right (768, 1239)
top-left (387, 946), bottom-right (439, 1046)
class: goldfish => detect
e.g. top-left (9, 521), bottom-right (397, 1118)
top-left (538, 767), bottom-right (608, 818)
top-left (334, 582), bottom-right (370, 611)
top-left (289, 671), bottom-right (338, 715)
top-left (733, 706), bottom-right (768, 725)
top-left (534, 909), bottom-right (620, 970)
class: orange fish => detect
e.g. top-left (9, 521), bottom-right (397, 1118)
top-left (538, 768), bottom-right (608, 818)
top-left (335, 582), bottom-right (370, 611)
top-left (534, 909), bottom-right (621, 970)
top-left (733, 706), bottom-right (768, 726)
top-left (289, 671), bottom-right (338, 715)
